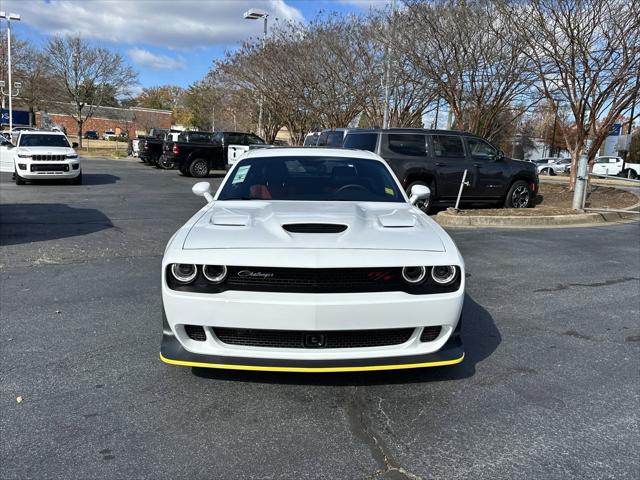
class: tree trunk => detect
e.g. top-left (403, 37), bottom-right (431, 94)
top-left (77, 120), bottom-right (83, 149)
top-left (568, 148), bottom-right (582, 191)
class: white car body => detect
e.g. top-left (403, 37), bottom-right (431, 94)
top-left (0, 135), bottom-right (14, 172)
top-left (533, 157), bottom-right (571, 175)
top-left (160, 148), bottom-right (465, 372)
top-left (592, 156), bottom-right (640, 178)
top-left (12, 131), bottom-right (81, 183)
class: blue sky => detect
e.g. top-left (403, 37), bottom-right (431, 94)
top-left (4, 0), bottom-right (389, 94)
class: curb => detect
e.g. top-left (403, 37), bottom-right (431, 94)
top-left (435, 202), bottom-right (640, 228)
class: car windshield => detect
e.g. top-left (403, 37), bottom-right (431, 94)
top-left (20, 134), bottom-right (70, 148)
top-left (218, 156), bottom-right (405, 203)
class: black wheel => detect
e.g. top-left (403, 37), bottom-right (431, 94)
top-left (159, 156), bottom-right (175, 170)
top-left (406, 181), bottom-right (434, 214)
top-left (14, 170), bottom-right (25, 185)
top-left (505, 180), bottom-right (534, 208)
top-left (620, 169), bottom-right (638, 179)
top-left (541, 167), bottom-right (555, 176)
top-left (71, 172), bottom-right (82, 185)
top-left (189, 158), bottom-right (209, 178)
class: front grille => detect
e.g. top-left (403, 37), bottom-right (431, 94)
top-left (283, 223), bottom-right (347, 233)
top-left (213, 327), bottom-right (414, 349)
top-left (184, 325), bottom-right (206, 341)
top-left (30, 164), bottom-right (68, 172)
top-left (167, 266), bottom-right (461, 295)
top-left (420, 326), bottom-right (442, 342)
top-left (32, 154), bottom-right (66, 161)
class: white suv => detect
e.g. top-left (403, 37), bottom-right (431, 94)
top-left (12, 131), bottom-right (82, 185)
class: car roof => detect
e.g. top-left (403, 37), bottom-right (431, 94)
top-left (19, 130), bottom-right (66, 136)
top-left (242, 146), bottom-right (381, 161)
top-left (345, 127), bottom-right (478, 137)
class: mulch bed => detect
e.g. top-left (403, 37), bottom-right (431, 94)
top-left (452, 184), bottom-right (639, 216)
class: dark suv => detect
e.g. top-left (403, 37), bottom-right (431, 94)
top-left (342, 129), bottom-right (538, 210)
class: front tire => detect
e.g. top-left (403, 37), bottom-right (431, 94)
top-left (14, 170), bottom-right (25, 185)
top-left (504, 180), bottom-right (534, 208)
top-left (71, 171), bottom-right (82, 185)
top-left (620, 169), bottom-right (638, 179)
top-left (189, 158), bottom-right (209, 178)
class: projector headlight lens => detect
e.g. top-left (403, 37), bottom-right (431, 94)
top-left (170, 263), bottom-right (197, 284)
top-left (202, 265), bottom-right (227, 284)
top-left (401, 266), bottom-right (427, 285)
top-left (431, 265), bottom-right (457, 285)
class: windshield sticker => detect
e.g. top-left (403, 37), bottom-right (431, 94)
top-left (385, 187), bottom-right (395, 195)
top-left (233, 165), bottom-right (251, 184)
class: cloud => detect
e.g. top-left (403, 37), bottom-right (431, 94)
top-left (6, 0), bottom-right (304, 49)
top-left (128, 48), bottom-right (185, 70)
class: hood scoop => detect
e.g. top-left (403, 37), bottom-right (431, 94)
top-left (210, 209), bottom-right (251, 226)
top-left (377, 210), bottom-right (417, 228)
top-left (283, 223), bottom-right (348, 233)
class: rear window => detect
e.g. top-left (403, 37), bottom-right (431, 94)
top-left (387, 134), bottom-right (426, 156)
top-left (318, 131), bottom-right (344, 147)
top-left (343, 133), bottom-right (378, 152)
top-left (432, 135), bottom-right (465, 158)
top-left (181, 132), bottom-right (210, 143)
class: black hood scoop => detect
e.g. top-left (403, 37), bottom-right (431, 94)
top-left (283, 223), bottom-right (348, 233)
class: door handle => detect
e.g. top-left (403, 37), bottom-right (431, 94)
top-left (473, 163), bottom-right (482, 167)
top-left (435, 162), bottom-right (445, 167)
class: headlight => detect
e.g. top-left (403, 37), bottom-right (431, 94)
top-left (402, 266), bottom-right (427, 285)
top-left (170, 263), bottom-right (197, 284)
top-left (431, 265), bottom-right (457, 285)
top-left (202, 265), bottom-right (227, 283)
top-left (66, 154), bottom-right (78, 159)
top-left (17, 153), bottom-right (31, 158)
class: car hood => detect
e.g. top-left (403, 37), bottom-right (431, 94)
top-left (17, 146), bottom-right (75, 155)
top-left (183, 201), bottom-right (446, 252)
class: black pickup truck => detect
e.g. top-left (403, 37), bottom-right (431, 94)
top-left (162, 131), bottom-right (266, 177)
top-left (139, 129), bottom-right (181, 167)
top-left (342, 128), bottom-right (539, 211)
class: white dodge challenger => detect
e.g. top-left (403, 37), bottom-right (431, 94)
top-left (161, 148), bottom-right (465, 372)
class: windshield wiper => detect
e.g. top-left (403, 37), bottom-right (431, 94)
top-left (222, 196), bottom-right (258, 201)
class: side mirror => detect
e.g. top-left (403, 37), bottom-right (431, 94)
top-left (72, 142), bottom-right (79, 149)
top-left (7, 143), bottom-right (15, 149)
top-left (192, 181), bottom-right (214, 204)
top-left (409, 184), bottom-right (431, 205)
top-left (493, 150), bottom-right (504, 161)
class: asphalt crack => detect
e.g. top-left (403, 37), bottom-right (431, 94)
top-left (346, 387), bottom-right (423, 480)
top-left (533, 276), bottom-right (639, 293)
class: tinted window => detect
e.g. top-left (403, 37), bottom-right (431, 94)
top-left (187, 132), bottom-right (211, 143)
top-left (343, 133), bottom-right (378, 152)
top-left (218, 156), bottom-right (404, 203)
top-left (387, 134), bottom-right (426, 156)
top-left (303, 134), bottom-right (319, 147)
top-left (318, 131), bottom-right (344, 147)
top-left (245, 134), bottom-right (265, 145)
top-left (20, 134), bottom-right (70, 148)
top-left (225, 133), bottom-right (244, 145)
top-left (432, 135), bottom-right (465, 158)
top-left (467, 138), bottom-right (496, 158)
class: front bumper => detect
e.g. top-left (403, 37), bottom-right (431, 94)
top-left (160, 310), bottom-right (464, 372)
top-left (16, 159), bottom-right (81, 179)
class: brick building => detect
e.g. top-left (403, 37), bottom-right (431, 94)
top-left (33, 104), bottom-right (172, 137)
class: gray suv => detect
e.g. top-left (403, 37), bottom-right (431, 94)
top-left (343, 129), bottom-right (539, 211)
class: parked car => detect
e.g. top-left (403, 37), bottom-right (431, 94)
top-left (164, 131), bottom-right (266, 177)
top-left (84, 131), bottom-right (99, 140)
top-left (592, 156), bottom-right (640, 179)
top-left (342, 128), bottom-right (539, 211)
top-left (531, 157), bottom-right (571, 175)
top-left (317, 128), bottom-right (349, 147)
top-left (303, 131), bottom-right (321, 147)
top-left (139, 129), bottom-right (180, 166)
top-left (160, 147), bottom-right (465, 372)
top-left (0, 135), bottom-right (15, 172)
top-left (11, 130), bottom-right (81, 185)
top-left (102, 130), bottom-right (116, 141)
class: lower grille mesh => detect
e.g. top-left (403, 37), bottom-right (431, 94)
top-left (184, 325), bottom-right (206, 341)
top-left (420, 326), bottom-right (442, 342)
top-left (213, 327), bottom-right (415, 349)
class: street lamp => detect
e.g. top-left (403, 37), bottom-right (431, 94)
top-left (243, 8), bottom-right (268, 138)
top-left (0, 11), bottom-right (21, 132)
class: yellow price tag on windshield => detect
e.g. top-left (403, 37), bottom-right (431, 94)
top-left (385, 187), bottom-right (394, 195)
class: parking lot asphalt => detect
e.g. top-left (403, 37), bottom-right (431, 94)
top-left (1, 158), bottom-right (639, 480)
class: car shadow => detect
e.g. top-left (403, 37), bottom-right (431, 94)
top-left (191, 294), bottom-right (500, 386)
top-left (19, 173), bottom-right (120, 185)
top-left (0, 203), bottom-right (113, 246)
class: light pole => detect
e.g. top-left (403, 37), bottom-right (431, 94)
top-left (243, 8), bottom-right (268, 138)
top-left (0, 11), bottom-right (21, 132)
top-left (382, 0), bottom-right (396, 129)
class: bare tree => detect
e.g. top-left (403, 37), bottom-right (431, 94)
top-left (397, 1), bottom-right (537, 141)
top-left (46, 35), bottom-right (138, 147)
top-left (503, 0), bottom-right (640, 189)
